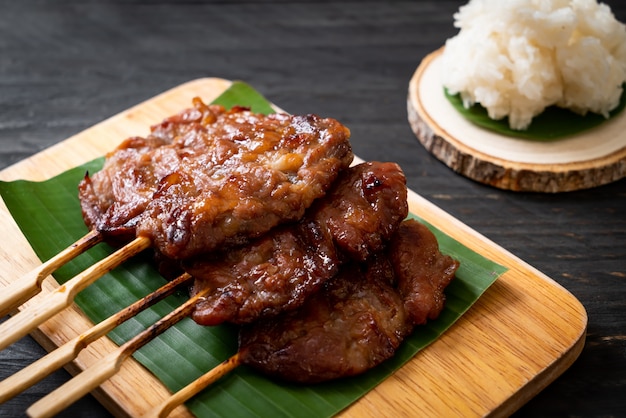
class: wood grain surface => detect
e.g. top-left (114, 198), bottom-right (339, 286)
top-left (0, 1), bottom-right (625, 417)
top-left (0, 78), bottom-right (586, 417)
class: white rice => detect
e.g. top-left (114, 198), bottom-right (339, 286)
top-left (440, 0), bottom-right (626, 130)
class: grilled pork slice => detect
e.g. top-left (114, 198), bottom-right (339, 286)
top-left (79, 98), bottom-right (353, 258)
top-left (238, 219), bottom-right (459, 384)
top-left (187, 161), bottom-right (408, 325)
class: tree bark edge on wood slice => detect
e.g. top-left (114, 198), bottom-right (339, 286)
top-left (407, 48), bottom-right (626, 193)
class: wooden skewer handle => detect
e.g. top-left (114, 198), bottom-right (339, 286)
top-left (0, 273), bottom-right (192, 403)
top-left (143, 353), bottom-right (242, 418)
top-left (28, 287), bottom-right (210, 418)
top-left (0, 274), bottom-right (46, 318)
top-left (0, 338), bottom-right (79, 404)
top-left (0, 236), bottom-right (150, 351)
top-left (0, 230), bottom-right (102, 318)
top-left (27, 347), bottom-right (127, 418)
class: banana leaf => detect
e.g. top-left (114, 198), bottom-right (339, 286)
top-left (445, 85), bottom-right (626, 141)
top-left (0, 82), bottom-right (506, 417)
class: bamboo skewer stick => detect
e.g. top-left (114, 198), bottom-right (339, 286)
top-left (27, 286), bottom-right (212, 418)
top-left (0, 230), bottom-right (102, 318)
top-left (0, 236), bottom-right (151, 351)
top-left (0, 272), bottom-right (192, 403)
top-left (143, 353), bottom-right (242, 418)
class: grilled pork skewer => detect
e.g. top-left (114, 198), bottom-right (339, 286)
top-left (3, 99), bottom-right (358, 414)
top-left (0, 230), bottom-right (102, 318)
top-left (143, 160), bottom-right (408, 417)
top-left (0, 99), bottom-right (352, 352)
top-left (8, 161), bottom-right (403, 416)
top-left (0, 272), bottom-right (192, 403)
top-left (79, 98), bottom-right (353, 260)
top-left (148, 219), bottom-right (459, 417)
top-left (19, 161), bottom-right (407, 415)
top-left (19, 214), bottom-right (456, 416)
top-left (0, 159), bottom-right (399, 357)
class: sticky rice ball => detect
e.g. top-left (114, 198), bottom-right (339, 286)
top-left (441, 0), bottom-right (626, 130)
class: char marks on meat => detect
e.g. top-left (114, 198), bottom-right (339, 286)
top-left (79, 98), bottom-right (353, 258)
top-left (309, 161), bottom-right (409, 262)
top-left (239, 255), bottom-right (409, 384)
top-left (77, 96), bottom-right (460, 385)
top-left (78, 102), bottom-right (226, 244)
top-left (390, 219), bottom-right (459, 325)
top-left (187, 161), bottom-right (408, 326)
top-left (238, 219), bottom-right (459, 384)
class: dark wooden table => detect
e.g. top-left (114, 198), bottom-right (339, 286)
top-left (1, 1), bottom-right (624, 417)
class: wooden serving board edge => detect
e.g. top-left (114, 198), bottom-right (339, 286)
top-left (0, 78), bottom-right (587, 417)
top-left (408, 48), bottom-right (626, 193)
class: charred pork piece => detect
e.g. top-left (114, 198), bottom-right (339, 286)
top-left (390, 219), bottom-right (459, 325)
top-left (237, 219), bottom-right (459, 384)
top-left (187, 161), bottom-right (408, 326)
top-left (79, 98), bottom-right (353, 258)
top-left (79, 100), bottom-right (226, 244)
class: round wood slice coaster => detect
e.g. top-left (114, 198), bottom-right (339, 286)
top-left (407, 48), bottom-right (626, 193)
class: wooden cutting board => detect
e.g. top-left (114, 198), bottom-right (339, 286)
top-left (0, 78), bottom-right (587, 417)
